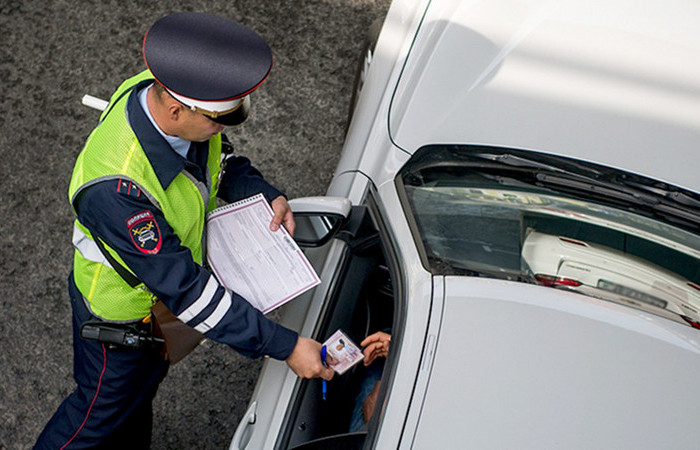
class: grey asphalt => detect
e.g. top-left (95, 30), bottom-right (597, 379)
top-left (0, 1), bottom-right (389, 448)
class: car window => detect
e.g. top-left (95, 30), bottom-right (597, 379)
top-left (398, 145), bottom-right (700, 327)
top-left (280, 199), bottom-right (396, 449)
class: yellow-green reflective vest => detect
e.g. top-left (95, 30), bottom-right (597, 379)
top-left (68, 70), bottom-right (222, 321)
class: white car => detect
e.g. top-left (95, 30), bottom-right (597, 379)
top-left (231, 0), bottom-right (700, 448)
top-left (522, 230), bottom-right (700, 320)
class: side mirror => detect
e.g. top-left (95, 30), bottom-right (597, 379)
top-left (289, 197), bottom-right (352, 247)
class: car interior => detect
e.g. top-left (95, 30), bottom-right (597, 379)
top-left (280, 204), bottom-right (396, 450)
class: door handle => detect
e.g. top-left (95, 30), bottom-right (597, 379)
top-left (229, 401), bottom-right (257, 450)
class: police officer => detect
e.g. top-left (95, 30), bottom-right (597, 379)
top-left (36, 12), bottom-right (333, 448)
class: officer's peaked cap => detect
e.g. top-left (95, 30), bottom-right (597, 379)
top-left (143, 12), bottom-right (272, 125)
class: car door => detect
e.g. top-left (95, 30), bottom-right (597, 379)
top-left (231, 192), bottom-right (400, 450)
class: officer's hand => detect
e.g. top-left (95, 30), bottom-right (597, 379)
top-left (270, 195), bottom-right (295, 237)
top-left (286, 336), bottom-right (335, 380)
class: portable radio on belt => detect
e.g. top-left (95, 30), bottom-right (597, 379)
top-left (80, 321), bottom-right (164, 350)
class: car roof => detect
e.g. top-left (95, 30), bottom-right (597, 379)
top-left (389, 0), bottom-right (700, 193)
top-left (409, 277), bottom-right (700, 448)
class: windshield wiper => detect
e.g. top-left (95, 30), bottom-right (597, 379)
top-left (472, 151), bottom-right (605, 178)
top-left (428, 256), bottom-right (537, 284)
top-left (535, 173), bottom-right (659, 206)
top-left (619, 179), bottom-right (700, 209)
top-left (534, 172), bottom-right (700, 231)
top-left (405, 146), bottom-right (700, 232)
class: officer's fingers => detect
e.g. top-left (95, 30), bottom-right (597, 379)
top-left (270, 196), bottom-right (291, 233)
top-left (283, 210), bottom-right (296, 237)
top-left (320, 366), bottom-right (335, 381)
top-left (286, 336), bottom-right (330, 379)
top-left (270, 208), bottom-right (283, 232)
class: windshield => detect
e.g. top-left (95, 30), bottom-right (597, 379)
top-left (398, 145), bottom-right (700, 325)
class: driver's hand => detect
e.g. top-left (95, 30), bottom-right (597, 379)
top-left (361, 331), bottom-right (392, 366)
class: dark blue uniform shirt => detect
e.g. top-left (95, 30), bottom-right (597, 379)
top-left (74, 84), bottom-right (298, 360)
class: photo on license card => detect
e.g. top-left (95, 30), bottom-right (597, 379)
top-left (323, 329), bottom-right (364, 375)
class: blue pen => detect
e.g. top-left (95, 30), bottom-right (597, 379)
top-left (321, 345), bottom-right (328, 401)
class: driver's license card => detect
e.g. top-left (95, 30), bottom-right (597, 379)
top-left (323, 330), bottom-right (364, 375)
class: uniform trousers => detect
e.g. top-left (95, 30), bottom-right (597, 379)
top-left (35, 274), bottom-right (169, 449)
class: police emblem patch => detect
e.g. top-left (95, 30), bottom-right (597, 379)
top-left (127, 210), bottom-right (161, 254)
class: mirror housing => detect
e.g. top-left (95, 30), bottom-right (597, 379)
top-left (289, 197), bottom-right (352, 247)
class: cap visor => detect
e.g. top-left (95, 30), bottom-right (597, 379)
top-left (209, 99), bottom-right (249, 126)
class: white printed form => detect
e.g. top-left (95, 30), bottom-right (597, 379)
top-left (206, 194), bottom-right (321, 313)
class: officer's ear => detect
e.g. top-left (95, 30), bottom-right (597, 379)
top-left (150, 85), bottom-right (185, 123)
top-left (167, 101), bottom-right (188, 122)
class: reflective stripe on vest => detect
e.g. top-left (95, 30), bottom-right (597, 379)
top-left (72, 223), bottom-right (113, 269)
